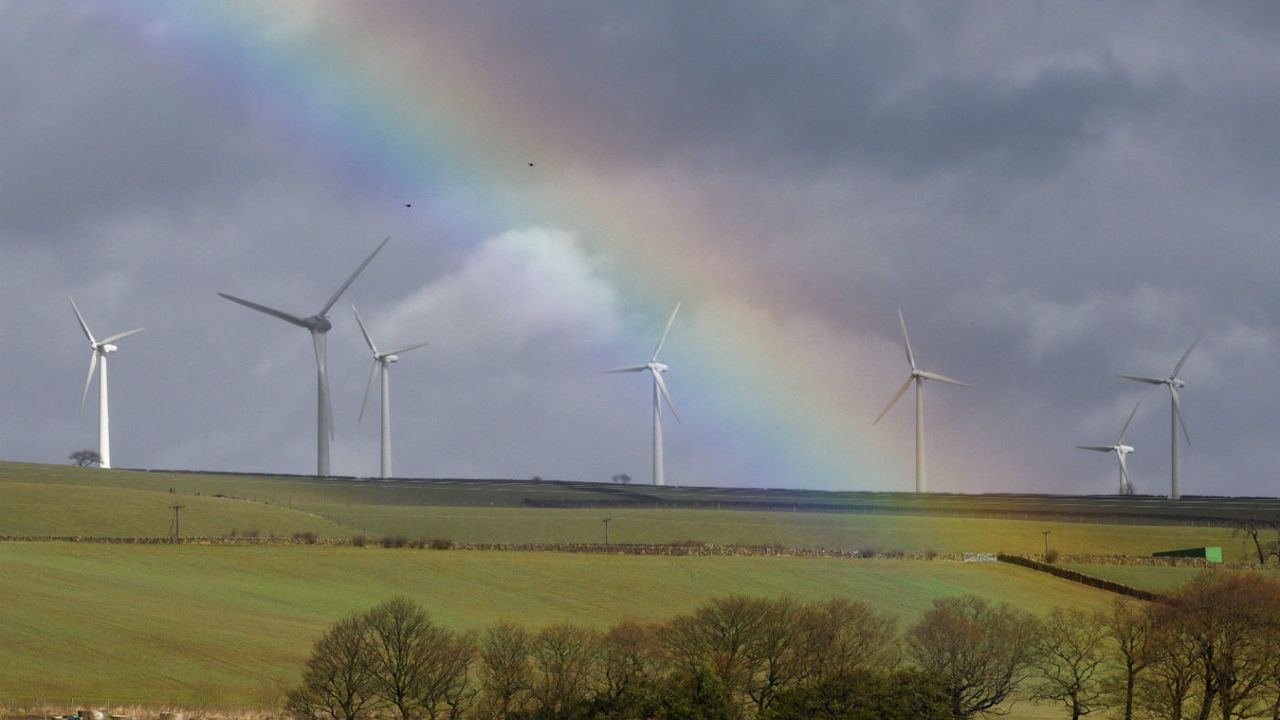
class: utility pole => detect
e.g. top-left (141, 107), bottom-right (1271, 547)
top-left (171, 505), bottom-right (185, 541)
top-left (1042, 530), bottom-right (1051, 561)
top-left (602, 517), bottom-right (613, 546)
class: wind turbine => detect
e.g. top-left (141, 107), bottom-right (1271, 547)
top-left (874, 309), bottom-right (971, 493)
top-left (601, 303), bottom-right (681, 486)
top-left (1119, 337), bottom-right (1199, 499)
top-left (352, 304), bottom-right (428, 479)
top-left (219, 237), bottom-right (389, 476)
top-left (69, 297), bottom-right (144, 470)
top-left (1077, 398), bottom-right (1143, 495)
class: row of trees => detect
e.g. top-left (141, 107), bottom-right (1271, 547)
top-left (286, 572), bottom-right (1280, 720)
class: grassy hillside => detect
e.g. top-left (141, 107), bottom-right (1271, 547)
top-left (0, 462), bottom-right (1252, 559)
top-left (0, 542), bottom-right (1120, 707)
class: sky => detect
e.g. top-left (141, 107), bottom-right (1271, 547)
top-left (2, 2), bottom-right (1279, 496)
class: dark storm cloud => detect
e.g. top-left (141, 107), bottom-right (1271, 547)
top-left (2, 2), bottom-right (1279, 495)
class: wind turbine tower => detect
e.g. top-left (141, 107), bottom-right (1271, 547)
top-left (219, 238), bottom-right (389, 476)
top-left (69, 297), bottom-right (144, 469)
top-left (874, 309), bottom-right (971, 493)
top-left (1119, 338), bottom-right (1198, 499)
top-left (1077, 398), bottom-right (1143, 495)
top-left (601, 303), bottom-right (682, 486)
top-left (352, 304), bottom-right (429, 478)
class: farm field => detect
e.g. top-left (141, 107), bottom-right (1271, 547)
top-left (0, 462), bottom-right (1255, 559)
top-left (1061, 563), bottom-right (1271, 594)
top-left (0, 542), bottom-right (1121, 707)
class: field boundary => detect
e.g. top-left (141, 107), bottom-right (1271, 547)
top-left (998, 553), bottom-right (1167, 601)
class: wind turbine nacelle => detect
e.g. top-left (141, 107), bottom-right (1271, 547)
top-left (650, 362), bottom-right (669, 373)
top-left (101, 343), bottom-right (118, 353)
top-left (1117, 444), bottom-right (1134, 455)
top-left (304, 315), bottom-right (333, 333)
top-left (1170, 378), bottom-right (1185, 388)
top-left (383, 354), bottom-right (399, 364)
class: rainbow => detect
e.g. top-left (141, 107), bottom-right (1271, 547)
top-left (101, 3), bottom-right (1014, 491)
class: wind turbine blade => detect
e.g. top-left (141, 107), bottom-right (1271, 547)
top-left (874, 378), bottom-right (913, 425)
top-left (652, 369), bottom-right (680, 423)
top-left (898, 309), bottom-right (917, 371)
top-left (81, 350), bottom-right (98, 408)
top-left (68, 297), bottom-right (96, 344)
top-left (359, 360), bottom-right (379, 423)
top-left (319, 237), bottom-right (390, 317)
top-left (386, 341), bottom-right (430, 356)
top-left (100, 328), bottom-right (145, 345)
top-left (1076, 446), bottom-right (1114, 453)
top-left (918, 370), bottom-right (972, 387)
top-left (1172, 335), bottom-right (1201, 378)
top-left (1171, 386), bottom-right (1190, 444)
top-left (218, 293), bottom-right (310, 328)
top-left (351, 304), bottom-right (378, 354)
top-left (1117, 374), bottom-right (1166, 385)
top-left (1118, 398), bottom-right (1143, 443)
top-left (651, 303), bottom-right (682, 362)
top-left (599, 365), bottom-right (648, 374)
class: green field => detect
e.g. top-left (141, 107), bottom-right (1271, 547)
top-left (0, 542), bottom-right (1122, 707)
top-left (0, 462), bottom-right (1252, 560)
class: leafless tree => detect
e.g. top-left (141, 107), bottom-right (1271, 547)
top-left (361, 597), bottom-right (476, 720)
top-left (797, 597), bottom-right (899, 682)
top-left (528, 623), bottom-right (600, 718)
top-left (906, 595), bottom-right (1042, 720)
top-left (1032, 607), bottom-right (1110, 720)
top-left (597, 621), bottom-right (659, 711)
top-left (476, 622), bottom-right (532, 719)
top-left (1102, 597), bottom-right (1152, 720)
top-left (286, 616), bottom-right (378, 720)
top-left (659, 594), bottom-right (770, 715)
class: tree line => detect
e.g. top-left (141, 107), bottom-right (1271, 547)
top-left (286, 571), bottom-right (1280, 720)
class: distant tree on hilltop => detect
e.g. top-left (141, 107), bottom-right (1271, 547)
top-left (69, 449), bottom-right (101, 467)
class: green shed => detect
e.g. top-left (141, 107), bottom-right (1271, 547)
top-left (1153, 547), bottom-right (1222, 563)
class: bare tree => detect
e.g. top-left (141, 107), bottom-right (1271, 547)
top-left (361, 597), bottom-right (475, 720)
top-left (1135, 602), bottom-right (1200, 720)
top-left (476, 622), bottom-right (532, 719)
top-left (1232, 515), bottom-right (1278, 566)
top-left (528, 624), bottom-right (600, 718)
top-left (798, 597), bottom-right (899, 682)
top-left (286, 616), bottom-right (378, 720)
top-left (659, 594), bottom-right (770, 715)
top-left (1102, 597), bottom-right (1152, 720)
top-left (597, 621), bottom-right (659, 712)
top-left (906, 595), bottom-right (1042, 720)
top-left (1172, 573), bottom-right (1280, 720)
top-left (1032, 607), bottom-right (1109, 720)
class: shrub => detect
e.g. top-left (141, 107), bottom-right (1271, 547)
top-left (351, 534), bottom-right (368, 547)
top-left (380, 535), bottom-right (408, 549)
top-left (407, 539), bottom-right (426, 549)
top-left (294, 531), bottom-right (318, 545)
top-left (1045, 548), bottom-right (1060, 564)
top-left (429, 538), bottom-right (454, 550)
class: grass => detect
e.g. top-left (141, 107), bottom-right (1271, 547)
top-left (0, 542), bottom-right (1120, 707)
top-left (0, 462), bottom-right (1254, 559)
top-left (1059, 563), bottom-right (1280, 594)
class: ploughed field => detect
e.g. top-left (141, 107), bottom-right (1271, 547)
top-left (0, 542), bottom-right (1123, 707)
top-left (0, 462), bottom-right (1255, 559)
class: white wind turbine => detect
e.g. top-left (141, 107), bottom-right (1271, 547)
top-left (601, 303), bottom-right (682, 486)
top-left (69, 297), bottom-right (144, 470)
top-left (352, 304), bottom-right (429, 479)
top-left (874, 309), bottom-right (971, 493)
top-left (1077, 398), bottom-right (1144, 495)
top-left (1119, 337), bottom-right (1199, 500)
top-left (219, 238), bottom-right (389, 476)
